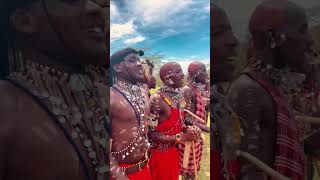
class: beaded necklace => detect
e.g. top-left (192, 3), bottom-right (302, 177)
top-left (159, 85), bottom-right (186, 111)
top-left (111, 78), bottom-right (150, 160)
top-left (8, 61), bottom-right (109, 179)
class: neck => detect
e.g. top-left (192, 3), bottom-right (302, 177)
top-left (114, 76), bottom-right (138, 86)
top-left (20, 46), bottom-right (84, 74)
top-left (252, 49), bottom-right (274, 66)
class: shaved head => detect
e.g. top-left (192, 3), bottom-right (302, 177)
top-left (249, 0), bottom-right (306, 34)
top-left (188, 61), bottom-right (207, 83)
top-left (160, 62), bottom-right (184, 87)
top-left (160, 62), bottom-right (179, 82)
top-left (248, 0), bottom-right (313, 72)
top-left (188, 62), bottom-right (206, 76)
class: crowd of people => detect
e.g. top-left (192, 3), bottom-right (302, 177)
top-left (109, 48), bottom-right (210, 180)
top-left (212, 0), bottom-right (320, 180)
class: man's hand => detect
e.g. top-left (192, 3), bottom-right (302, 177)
top-left (149, 94), bottom-right (161, 114)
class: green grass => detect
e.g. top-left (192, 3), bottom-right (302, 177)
top-left (314, 171), bottom-right (319, 180)
top-left (199, 132), bottom-right (210, 180)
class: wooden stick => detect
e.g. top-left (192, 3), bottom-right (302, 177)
top-left (295, 115), bottom-right (320, 124)
top-left (183, 142), bottom-right (192, 168)
top-left (236, 150), bottom-right (290, 180)
top-left (315, 159), bottom-right (320, 178)
top-left (184, 109), bottom-right (206, 124)
top-left (192, 141), bottom-right (198, 180)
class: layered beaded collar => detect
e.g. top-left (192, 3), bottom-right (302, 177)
top-left (111, 78), bottom-right (150, 160)
top-left (248, 58), bottom-right (306, 97)
top-left (8, 60), bottom-right (109, 179)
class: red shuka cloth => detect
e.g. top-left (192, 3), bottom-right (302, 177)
top-left (177, 84), bottom-right (206, 176)
top-left (211, 150), bottom-right (224, 180)
top-left (116, 163), bottom-right (152, 180)
top-left (246, 70), bottom-right (304, 180)
top-left (150, 108), bottom-right (182, 180)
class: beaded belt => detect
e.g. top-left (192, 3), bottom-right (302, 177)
top-left (120, 158), bottom-right (149, 175)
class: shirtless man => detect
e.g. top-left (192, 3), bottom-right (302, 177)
top-left (183, 62), bottom-right (210, 132)
top-left (227, 0), bottom-right (313, 179)
top-left (0, 0), bottom-right (110, 180)
top-left (181, 61), bottom-right (210, 179)
top-left (148, 62), bottom-right (198, 180)
top-left (110, 48), bottom-right (152, 179)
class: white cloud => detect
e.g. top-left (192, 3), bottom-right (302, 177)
top-left (204, 3), bottom-right (210, 13)
top-left (126, 0), bottom-right (195, 25)
top-left (110, 20), bottom-right (136, 42)
top-left (161, 29), bottom-right (179, 38)
top-left (124, 35), bottom-right (146, 45)
top-left (110, 1), bottom-right (119, 21)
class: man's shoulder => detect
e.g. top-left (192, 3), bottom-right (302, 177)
top-left (0, 80), bottom-right (25, 111)
top-left (182, 85), bottom-right (195, 97)
top-left (230, 74), bottom-right (267, 96)
top-left (0, 80), bottom-right (47, 119)
top-left (228, 74), bottom-right (272, 107)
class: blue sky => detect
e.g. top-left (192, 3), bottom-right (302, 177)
top-left (110, 0), bottom-right (210, 71)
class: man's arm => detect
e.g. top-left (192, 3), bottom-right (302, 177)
top-left (182, 87), bottom-right (210, 132)
top-left (227, 77), bottom-right (272, 180)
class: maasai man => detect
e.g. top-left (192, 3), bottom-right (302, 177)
top-left (211, 3), bottom-right (240, 180)
top-left (180, 61), bottom-right (210, 180)
top-left (148, 62), bottom-right (199, 180)
top-left (0, 0), bottom-right (110, 180)
top-left (110, 48), bottom-right (152, 180)
top-left (227, 0), bottom-right (313, 179)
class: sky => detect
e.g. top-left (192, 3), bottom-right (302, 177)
top-left (110, 0), bottom-right (210, 72)
top-left (214, 0), bottom-right (320, 41)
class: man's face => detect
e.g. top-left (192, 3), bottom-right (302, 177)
top-left (166, 64), bottom-right (185, 88)
top-left (276, 9), bottom-right (313, 72)
top-left (195, 64), bottom-right (208, 84)
top-left (116, 53), bottom-right (144, 83)
top-left (13, 0), bottom-right (107, 66)
top-left (211, 7), bottom-right (238, 82)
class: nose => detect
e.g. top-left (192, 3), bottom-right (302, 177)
top-left (136, 60), bottom-right (142, 66)
top-left (181, 72), bottom-right (185, 79)
top-left (226, 31), bottom-right (238, 48)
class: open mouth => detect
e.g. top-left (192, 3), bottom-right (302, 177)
top-left (225, 56), bottom-right (238, 62)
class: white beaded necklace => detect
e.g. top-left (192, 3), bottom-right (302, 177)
top-left (111, 78), bottom-right (150, 160)
top-left (8, 61), bottom-right (109, 179)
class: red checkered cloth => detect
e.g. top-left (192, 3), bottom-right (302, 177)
top-left (188, 84), bottom-right (207, 120)
top-left (246, 70), bottom-right (304, 180)
top-left (177, 83), bottom-right (207, 176)
top-left (178, 139), bottom-right (203, 175)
